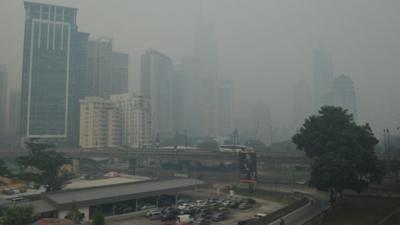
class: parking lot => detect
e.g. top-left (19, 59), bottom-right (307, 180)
top-left (108, 192), bottom-right (285, 225)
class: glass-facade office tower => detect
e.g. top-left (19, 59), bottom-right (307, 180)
top-left (20, 2), bottom-right (88, 145)
top-left (141, 49), bottom-right (173, 138)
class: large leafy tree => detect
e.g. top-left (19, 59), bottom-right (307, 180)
top-left (0, 206), bottom-right (35, 225)
top-left (292, 106), bottom-right (383, 204)
top-left (0, 159), bottom-right (10, 176)
top-left (16, 140), bottom-right (72, 192)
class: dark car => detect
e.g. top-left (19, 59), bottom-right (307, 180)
top-left (212, 213), bottom-right (228, 222)
top-left (238, 203), bottom-right (252, 210)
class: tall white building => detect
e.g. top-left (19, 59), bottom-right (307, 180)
top-left (79, 97), bottom-right (121, 148)
top-left (111, 94), bottom-right (152, 148)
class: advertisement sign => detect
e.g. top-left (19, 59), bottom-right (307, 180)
top-left (238, 152), bottom-right (257, 183)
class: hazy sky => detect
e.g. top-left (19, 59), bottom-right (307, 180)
top-left (1, 0), bottom-right (400, 135)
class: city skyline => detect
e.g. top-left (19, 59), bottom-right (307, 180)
top-left (1, 0), bottom-right (400, 137)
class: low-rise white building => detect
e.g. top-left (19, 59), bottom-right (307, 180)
top-left (111, 94), bottom-right (152, 148)
top-left (79, 97), bottom-right (121, 148)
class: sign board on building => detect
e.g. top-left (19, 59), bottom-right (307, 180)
top-left (238, 152), bottom-right (257, 183)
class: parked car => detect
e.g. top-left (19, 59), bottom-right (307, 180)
top-left (212, 213), bottom-right (228, 222)
top-left (238, 203), bottom-right (252, 210)
top-left (146, 210), bottom-right (162, 217)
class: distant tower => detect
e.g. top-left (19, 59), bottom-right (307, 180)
top-left (140, 49), bottom-right (173, 138)
top-left (252, 102), bottom-right (272, 146)
top-left (0, 65), bottom-right (7, 136)
top-left (111, 52), bottom-right (129, 95)
top-left (193, 12), bottom-right (220, 137)
top-left (20, 2), bottom-right (89, 145)
top-left (293, 80), bottom-right (312, 129)
top-left (86, 37), bottom-right (113, 98)
top-left (313, 47), bottom-right (333, 111)
top-left (332, 74), bottom-right (357, 120)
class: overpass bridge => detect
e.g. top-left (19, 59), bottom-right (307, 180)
top-left (0, 148), bottom-right (311, 164)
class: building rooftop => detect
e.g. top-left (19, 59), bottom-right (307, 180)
top-left (44, 178), bottom-right (205, 209)
top-left (65, 176), bottom-right (150, 190)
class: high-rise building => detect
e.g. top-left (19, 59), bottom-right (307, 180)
top-left (313, 47), bottom-right (333, 111)
top-left (8, 90), bottom-right (21, 133)
top-left (171, 68), bottom-right (185, 133)
top-left (179, 56), bottom-right (203, 137)
top-left (252, 102), bottom-right (272, 146)
top-left (79, 97), bottom-right (121, 148)
top-left (193, 14), bottom-right (220, 137)
top-left (111, 52), bottom-right (129, 95)
top-left (111, 94), bottom-right (152, 148)
top-left (0, 65), bottom-right (7, 135)
top-left (332, 74), bottom-right (357, 120)
top-left (20, 2), bottom-right (88, 145)
top-left (217, 79), bottom-right (233, 137)
top-left (86, 37), bottom-right (113, 98)
top-left (293, 80), bottom-right (312, 129)
top-left (140, 49), bottom-right (173, 137)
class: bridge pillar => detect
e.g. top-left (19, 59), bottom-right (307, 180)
top-left (128, 159), bottom-right (137, 175)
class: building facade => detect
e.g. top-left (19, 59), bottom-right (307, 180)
top-left (86, 37), bottom-right (113, 98)
top-left (111, 94), bottom-right (152, 149)
top-left (111, 52), bottom-right (129, 95)
top-left (0, 65), bottom-right (7, 136)
top-left (313, 47), bottom-right (333, 111)
top-left (8, 90), bottom-right (21, 133)
top-left (332, 74), bottom-right (357, 120)
top-left (79, 97), bottom-right (121, 148)
top-left (140, 49), bottom-right (172, 138)
top-left (20, 2), bottom-right (88, 145)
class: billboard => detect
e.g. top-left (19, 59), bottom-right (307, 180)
top-left (238, 152), bottom-right (257, 183)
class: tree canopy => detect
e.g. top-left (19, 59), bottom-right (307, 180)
top-left (16, 140), bottom-right (72, 192)
top-left (0, 159), bottom-right (10, 176)
top-left (0, 206), bottom-right (35, 225)
top-left (292, 106), bottom-right (383, 202)
top-left (91, 211), bottom-right (105, 225)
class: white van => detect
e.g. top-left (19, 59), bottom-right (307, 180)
top-left (176, 215), bottom-right (194, 224)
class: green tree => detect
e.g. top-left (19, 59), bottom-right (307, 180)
top-left (0, 159), bottom-right (10, 176)
top-left (292, 106), bottom-right (383, 205)
top-left (91, 211), bottom-right (105, 225)
top-left (245, 139), bottom-right (269, 151)
top-left (65, 208), bottom-right (85, 224)
top-left (0, 206), bottom-right (35, 225)
top-left (197, 140), bottom-right (220, 151)
top-left (16, 140), bottom-right (72, 192)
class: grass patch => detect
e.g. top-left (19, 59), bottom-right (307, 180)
top-left (232, 187), bottom-right (297, 204)
top-left (322, 196), bottom-right (400, 225)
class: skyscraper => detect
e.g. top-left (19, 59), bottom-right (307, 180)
top-left (332, 75), bottom-right (357, 120)
top-left (86, 37), bottom-right (113, 98)
top-left (217, 79), bottom-right (233, 137)
top-left (140, 49), bottom-right (173, 137)
top-left (8, 90), bottom-right (21, 133)
top-left (0, 65), bottom-right (7, 135)
top-left (313, 47), bottom-right (333, 111)
top-left (193, 14), bottom-right (220, 137)
top-left (20, 2), bottom-right (88, 145)
top-left (252, 102), bottom-right (272, 146)
top-left (293, 80), bottom-right (312, 129)
top-left (111, 52), bottom-right (129, 95)
top-left (171, 67), bottom-right (185, 133)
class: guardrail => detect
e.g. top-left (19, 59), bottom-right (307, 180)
top-left (301, 209), bottom-right (329, 225)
